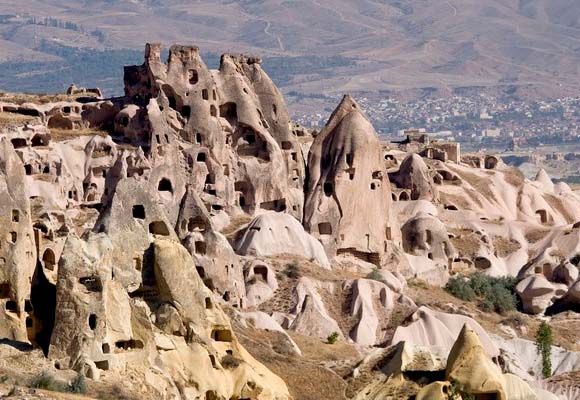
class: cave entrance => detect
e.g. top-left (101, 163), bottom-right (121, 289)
top-left (29, 263), bottom-right (56, 356)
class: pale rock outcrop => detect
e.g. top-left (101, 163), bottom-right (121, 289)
top-left (391, 153), bottom-right (438, 202)
top-left (534, 168), bottom-right (554, 193)
top-left (415, 381), bottom-right (453, 400)
top-left (288, 277), bottom-right (341, 339)
top-left (243, 260), bottom-right (278, 307)
top-left (124, 44), bottom-right (305, 219)
top-left (401, 211), bottom-right (456, 264)
top-left (0, 138), bottom-right (36, 344)
top-left (303, 95), bottom-right (400, 266)
top-left (240, 311), bottom-right (301, 356)
top-left (177, 185), bottom-right (245, 307)
top-left (515, 274), bottom-right (567, 314)
top-left (235, 211), bottom-right (330, 268)
top-left (494, 334), bottom-right (580, 379)
top-left (348, 278), bottom-right (415, 346)
top-left (50, 235), bottom-right (291, 399)
top-left (445, 325), bottom-right (506, 400)
top-left (391, 306), bottom-right (499, 359)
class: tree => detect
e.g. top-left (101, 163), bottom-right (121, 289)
top-left (536, 321), bottom-right (553, 378)
top-left (327, 332), bottom-right (339, 345)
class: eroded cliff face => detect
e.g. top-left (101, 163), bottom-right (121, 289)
top-left (303, 95), bottom-right (401, 267)
top-left (1, 42), bottom-right (580, 400)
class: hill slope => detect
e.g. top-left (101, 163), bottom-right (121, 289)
top-left (1, 0), bottom-right (580, 97)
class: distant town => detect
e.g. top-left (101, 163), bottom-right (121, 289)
top-left (292, 93), bottom-right (580, 153)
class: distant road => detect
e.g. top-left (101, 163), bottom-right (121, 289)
top-left (446, 0), bottom-right (458, 17)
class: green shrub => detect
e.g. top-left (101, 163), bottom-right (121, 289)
top-left (448, 379), bottom-right (475, 400)
top-left (366, 268), bottom-right (382, 281)
top-left (536, 321), bottom-right (553, 378)
top-left (221, 354), bottom-right (242, 369)
top-left (327, 331), bottom-right (340, 345)
top-left (487, 283), bottom-right (516, 314)
top-left (445, 276), bottom-right (476, 301)
top-left (69, 373), bottom-right (87, 394)
top-left (445, 273), bottom-right (517, 314)
top-left (28, 371), bottom-right (66, 392)
top-left (468, 273), bottom-right (492, 296)
top-left (284, 262), bottom-right (301, 279)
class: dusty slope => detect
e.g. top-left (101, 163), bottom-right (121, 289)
top-left (1, 0), bottom-right (580, 96)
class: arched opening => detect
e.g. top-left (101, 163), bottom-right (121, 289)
top-left (219, 102), bottom-right (237, 126)
top-left (181, 105), bottom-right (191, 119)
top-left (11, 138), bottom-right (27, 149)
top-left (253, 266), bottom-right (268, 281)
top-left (149, 221), bottom-right (170, 236)
top-left (210, 105), bottom-right (217, 117)
top-left (188, 69), bottom-right (198, 84)
top-left (42, 249), bottom-right (56, 271)
top-left (89, 314), bottom-right (97, 330)
top-left (158, 178), bottom-right (173, 193)
top-left (323, 182), bottom-right (333, 197)
top-left (195, 241), bottom-right (207, 255)
top-left (399, 191), bottom-right (410, 201)
top-left (79, 276), bottom-right (103, 292)
top-left (197, 152), bottom-right (206, 163)
top-left (318, 222), bottom-right (332, 235)
top-left (211, 329), bottom-right (232, 342)
top-left (485, 156), bottom-right (499, 170)
top-left (536, 209), bottom-right (548, 224)
top-left (31, 135), bottom-right (46, 147)
top-left (187, 217), bottom-right (207, 232)
top-left (474, 257), bottom-right (492, 270)
top-left (30, 263), bottom-right (56, 356)
top-left (132, 205), bottom-right (146, 219)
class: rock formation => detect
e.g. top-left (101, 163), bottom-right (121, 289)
top-left (303, 95), bottom-right (400, 267)
top-left (2, 41), bottom-right (580, 400)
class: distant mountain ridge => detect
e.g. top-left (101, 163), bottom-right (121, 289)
top-left (0, 0), bottom-right (580, 97)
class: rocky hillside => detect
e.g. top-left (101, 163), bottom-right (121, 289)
top-left (0, 43), bottom-right (580, 399)
top-left (1, 0), bottom-right (580, 97)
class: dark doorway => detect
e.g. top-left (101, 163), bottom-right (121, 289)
top-left (29, 263), bottom-right (56, 356)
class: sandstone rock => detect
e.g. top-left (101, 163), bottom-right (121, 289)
top-left (446, 324), bottom-right (507, 400)
top-left (515, 274), bottom-right (565, 314)
top-left (392, 306), bottom-right (499, 359)
top-left (415, 381), bottom-right (453, 400)
top-left (289, 277), bottom-right (341, 339)
top-left (244, 260), bottom-right (278, 308)
top-left (240, 311), bottom-right (301, 356)
top-left (348, 278), bottom-right (415, 346)
top-left (303, 95), bottom-right (400, 266)
top-left (401, 211), bottom-right (457, 264)
top-left (391, 154), bottom-right (438, 202)
top-left (235, 211), bottom-right (330, 268)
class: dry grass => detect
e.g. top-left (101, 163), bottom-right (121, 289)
top-left (439, 191), bottom-right (471, 209)
top-left (50, 128), bottom-right (109, 142)
top-left (452, 168), bottom-right (496, 203)
top-left (545, 193), bottom-right (575, 223)
top-left (233, 323), bottom-right (355, 400)
top-left (525, 228), bottom-right (551, 244)
top-left (492, 236), bottom-right (521, 258)
top-left (0, 92), bottom-right (97, 105)
top-left (449, 228), bottom-right (482, 257)
top-left (503, 167), bottom-right (525, 187)
top-left (221, 214), bottom-right (253, 239)
top-left (0, 112), bottom-right (39, 129)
